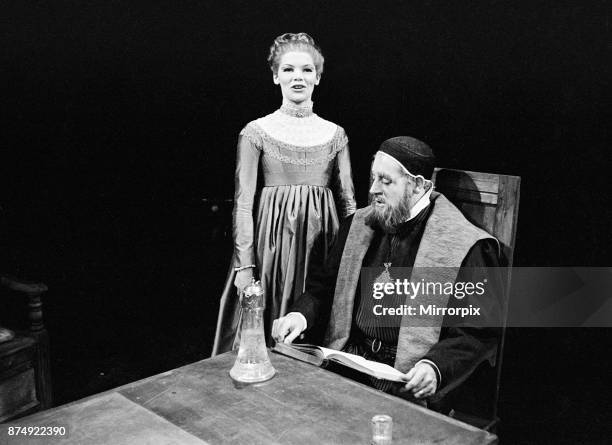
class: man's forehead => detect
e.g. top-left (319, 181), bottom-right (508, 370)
top-left (371, 153), bottom-right (405, 177)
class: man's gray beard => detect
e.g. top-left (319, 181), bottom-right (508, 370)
top-left (365, 195), bottom-right (412, 233)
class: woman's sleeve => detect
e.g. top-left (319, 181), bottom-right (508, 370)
top-left (232, 127), bottom-right (261, 268)
top-left (333, 128), bottom-right (357, 218)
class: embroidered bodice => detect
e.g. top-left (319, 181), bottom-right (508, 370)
top-left (232, 107), bottom-right (356, 268)
top-left (239, 109), bottom-right (347, 167)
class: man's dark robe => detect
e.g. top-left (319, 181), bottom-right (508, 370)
top-left (292, 193), bottom-right (503, 402)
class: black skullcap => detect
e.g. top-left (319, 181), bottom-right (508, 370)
top-left (378, 136), bottom-right (436, 180)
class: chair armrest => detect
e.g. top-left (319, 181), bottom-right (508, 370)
top-left (1, 276), bottom-right (48, 294)
top-left (0, 275), bottom-right (48, 333)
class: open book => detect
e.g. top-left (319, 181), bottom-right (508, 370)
top-left (272, 342), bottom-right (407, 383)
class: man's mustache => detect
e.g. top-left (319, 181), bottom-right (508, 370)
top-left (369, 193), bottom-right (385, 204)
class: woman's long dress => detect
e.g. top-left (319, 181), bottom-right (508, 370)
top-left (212, 106), bottom-right (356, 355)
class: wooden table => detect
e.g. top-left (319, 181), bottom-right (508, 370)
top-left (1, 351), bottom-right (497, 444)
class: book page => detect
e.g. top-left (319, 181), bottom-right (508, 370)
top-left (273, 342), bottom-right (325, 366)
top-left (290, 344), bottom-right (325, 360)
top-left (318, 347), bottom-right (407, 382)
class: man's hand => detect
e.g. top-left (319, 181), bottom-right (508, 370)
top-left (233, 268), bottom-right (254, 294)
top-left (272, 313), bottom-right (307, 344)
top-left (401, 362), bottom-right (438, 399)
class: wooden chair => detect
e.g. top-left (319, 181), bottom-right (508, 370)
top-left (431, 167), bottom-right (520, 432)
top-left (0, 276), bottom-right (52, 421)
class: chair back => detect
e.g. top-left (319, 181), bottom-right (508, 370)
top-left (432, 168), bottom-right (520, 266)
top-left (432, 167), bottom-right (520, 430)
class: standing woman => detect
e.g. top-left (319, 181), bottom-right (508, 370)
top-left (212, 33), bottom-right (356, 355)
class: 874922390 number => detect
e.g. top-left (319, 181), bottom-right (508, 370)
top-left (5, 425), bottom-right (68, 437)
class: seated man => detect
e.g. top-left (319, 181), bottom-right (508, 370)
top-left (272, 136), bottom-right (502, 408)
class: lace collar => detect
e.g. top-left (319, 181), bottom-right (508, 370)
top-left (279, 102), bottom-right (314, 118)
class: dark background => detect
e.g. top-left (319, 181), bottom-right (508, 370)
top-left (1, 1), bottom-right (610, 443)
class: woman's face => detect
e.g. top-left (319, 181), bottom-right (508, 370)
top-left (274, 51), bottom-right (320, 105)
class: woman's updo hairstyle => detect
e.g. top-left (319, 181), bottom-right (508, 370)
top-left (267, 32), bottom-right (324, 76)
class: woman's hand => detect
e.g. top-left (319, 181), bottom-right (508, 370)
top-left (234, 268), bottom-right (254, 294)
